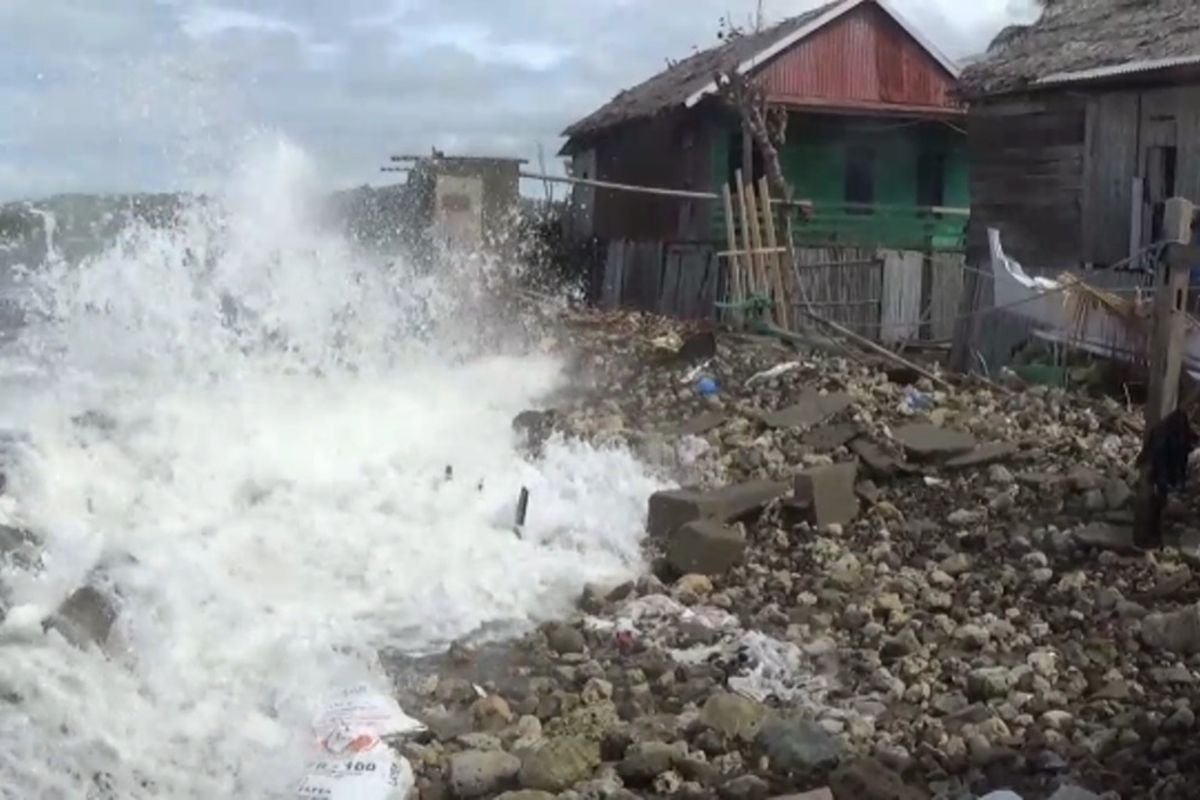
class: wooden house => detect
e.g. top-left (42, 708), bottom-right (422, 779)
top-left (559, 0), bottom-right (969, 252)
top-left (959, 0), bottom-right (1200, 270)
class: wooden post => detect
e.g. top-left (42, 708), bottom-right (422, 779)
top-left (743, 177), bottom-right (769, 315)
top-left (1134, 196), bottom-right (1194, 549)
top-left (734, 171), bottom-right (759, 297)
top-left (721, 184), bottom-right (742, 318)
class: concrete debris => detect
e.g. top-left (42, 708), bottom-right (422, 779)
top-left (793, 463), bottom-right (859, 528)
top-left (647, 481), bottom-right (788, 538)
top-left (44, 585), bottom-right (117, 651)
top-left (893, 424), bottom-right (978, 462)
top-left (757, 392), bottom-right (853, 430)
top-left (944, 442), bottom-right (1020, 470)
top-left (666, 519), bottom-right (746, 576)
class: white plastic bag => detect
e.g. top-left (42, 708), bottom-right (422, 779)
top-left (297, 685), bottom-right (424, 800)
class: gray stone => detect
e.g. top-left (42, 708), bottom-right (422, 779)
top-left (893, 424), bottom-right (977, 462)
top-left (757, 718), bottom-right (845, 774)
top-left (676, 411), bottom-right (727, 437)
top-left (701, 692), bottom-right (767, 741)
top-left (830, 758), bottom-right (926, 800)
top-left (720, 774), bottom-right (770, 800)
top-left (1104, 479), bottom-right (1133, 510)
top-left (772, 791), bottom-right (834, 800)
top-left (1073, 523), bottom-right (1136, 554)
top-left (803, 424), bottom-right (860, 452)
top-left (1047, 786), bottom-right (1102, 800)
top-left (449, 750), bottom-right (521, 798)
top-left (44, 585), bottom-right (117, 651)
top-left (647, 481), bottom-right (789, 538)
top-left (519, 736), bottom-right (600, 792)
top-left (617, 741), bottom-right (684, 784)
top-left (758, 392), bottom-right (852, 430)
top-left (967, 667), bottom-right (1013, 701)
top-left (667, 520), bottom-right (746, 577)
top-left (496, 792), bottom-right (556, 800)
top-left (1141, 603), bottom-right (1200, 654)
top-left (944, 442), bottom-right (1019, 470)
top-left (793, 463), bottom-right (859, 529)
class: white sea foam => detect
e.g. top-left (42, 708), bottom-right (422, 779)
top-left (0, 137), bottom-right (663, 798)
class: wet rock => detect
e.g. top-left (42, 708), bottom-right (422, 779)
top-left (449, 750), bottom-right (521, 798)
top-left (44, 585), bottom-right (117, 651)
top-left (545, 623), bottom-right (586, 655)
top-left (757, 718), bottom-right (845, 775)
top-left (513, 409), bottom-right (561, 452)
top-left (758, 392), bottom-right (852, 430)
top-left (829, 757), bottom-right (926, 800)
top-left (472, 695), bottom-right (514, 732)
top-left (518, 736), bottom-right (600, 792)
top-left (701, 692), bottom-right (767, 741)
top-left (1141, 604), bottom-right (1200, 654)
top-left (793, 464), bottom-right (859, 529)
top-left (667, 520), bottom-right (746, 577)
top-left (893, 424), bottom-right (976, 462)
top-left (647, 481), bottom-right (788, 538)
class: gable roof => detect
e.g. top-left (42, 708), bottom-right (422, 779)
top-left (561, 0), bottom-right (959, 142)
top-left (959, 0), bottom-right (1200, 98)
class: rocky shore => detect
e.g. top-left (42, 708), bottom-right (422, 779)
top-left (394, 310), bottom-right (1200, 800)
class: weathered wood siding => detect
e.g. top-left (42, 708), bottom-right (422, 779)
top-left (966, 94), bottom-right (1088, 271)
top-left (1083, 92), bottom-right (1139, 265)
top-left (588, 111), bottom-right (722, 242)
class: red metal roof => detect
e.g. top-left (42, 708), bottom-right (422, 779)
top-left (756, 2), bottom-right (963, 116)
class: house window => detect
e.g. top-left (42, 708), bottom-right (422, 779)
top-left (917, 151), bottom-right (946, 209)
top-left (844, 145), bottom-right (876, 214)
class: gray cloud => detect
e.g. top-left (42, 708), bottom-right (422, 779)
top-left (0, 0), bottom-right (1035, 201)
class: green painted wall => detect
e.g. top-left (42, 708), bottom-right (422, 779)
top-left (710, 113), bottom-right (968, 250)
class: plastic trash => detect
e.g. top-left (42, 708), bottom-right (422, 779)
top-left (296, 685), bottom-right (425, 800)
top-left (746, 361), bottom-right (801, 388)
top-left (903, 386), bottom-right (934, 411)
top-left (696, 377), bottom-right (719, 397)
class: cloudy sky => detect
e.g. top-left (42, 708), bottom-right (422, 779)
top-left (0, 0), bottom-right (1038, 202)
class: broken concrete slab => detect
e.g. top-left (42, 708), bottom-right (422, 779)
top-left (794, 463), bottom-right (859, 529)
top-left (850, 439), bottom-right (902, 479)
top-left (45, 585), bottom-right (117, 650)
top-left (944, 442), bottom-right (1020, 470)
top-left (758, 392), bottom-right (852, 430)
top-left (893, 424), bottom-right (977, 462)
top-left (647, 481), bottom-right (789, 538)
top-left (1073, 523), bottom-right (1137, 554)
top-left (803, 423), bottom-right (859, 452)
top-left (666, 520), bottom-right (746, 576)
top-left (675, 411), bottom-right (726, 437)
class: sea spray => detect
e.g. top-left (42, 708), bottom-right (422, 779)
top-left (0, 137), bottom-right (665, 799)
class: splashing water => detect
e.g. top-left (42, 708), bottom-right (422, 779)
top-left (0, 139), bottom-right (663, 798)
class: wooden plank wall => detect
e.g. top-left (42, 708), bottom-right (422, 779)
top-left (1084, 92), bottom-right (1139, 265)
top-left (928, 253), bottom-right (966, 341)
top-left (792, 247), bottom-right (884, 337)
top-left (598, 240), bottom-right (718, 319)
top-left (880, 250), bottom-right (924, 345)
top-left (966, 95), bottom-right (1088, 271)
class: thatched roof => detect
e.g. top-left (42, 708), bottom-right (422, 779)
top-left (561, 2), bottom-right (839, 143)
top-left (960, 0), bottom-right (1200, 98)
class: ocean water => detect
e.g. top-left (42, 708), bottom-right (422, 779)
top-left (0, 138), bottom-right (663, 798)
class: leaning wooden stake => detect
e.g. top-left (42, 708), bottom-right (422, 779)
top-left (721, 184), bottom-right (743, 323)
top-left (734, 171), bottom-right (760, 298)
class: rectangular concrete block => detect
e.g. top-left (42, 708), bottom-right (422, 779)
top-left (647, 480), bottom-right (788, 538)
top-left (794, 463), bottom-right (859, 529)
top-left (667, 520), bottom-right (746, 576)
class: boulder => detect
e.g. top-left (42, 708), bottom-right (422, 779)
top-left (758, 718), bottom-right (845, 775)
top-left (647, 480), bottom-right (788, 538)
top-left (893, 424), bottom-right (977, 462)
top-left (543, 622), bottom-right (586, 655)
top-left (793, 463), bottom-right (859, 528)
top-left (449, 750), bottom-right (521, 798)
top-left (518, 736), bottom-right (600, 792)
top-left (667, 520), bottom-right (746, 576)
top-left (758, 392), bottom-right (852, 430)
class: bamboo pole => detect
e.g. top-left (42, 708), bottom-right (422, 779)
top-left (743, 176), bottom-right (768, 307)
top-left (734, 171), bottom-right (759, 298)
top-left (757, 175), bottom-right (790, 330)
top-left (721, 183), bottom-right (743, 320)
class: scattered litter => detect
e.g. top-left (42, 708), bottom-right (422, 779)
top-left (681, 360), bottom-right (712, 385)
top-left (297, 685), bottom-right (424, 800)
top-left (746, 361), bottom-right (801, 388)
top-left (695, 377), bottom-right (719, 397)
top-left (923, 476), bottom-right (947, 488)
top-left (903, 387), bottom-right (934, 412)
